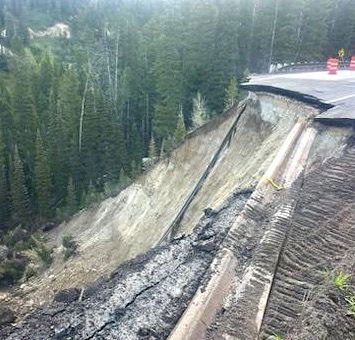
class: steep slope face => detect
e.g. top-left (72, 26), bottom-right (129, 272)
top-left (179, 94), bottom-right (318, 234)
top-left (2, 93), bottom-right (321, 316)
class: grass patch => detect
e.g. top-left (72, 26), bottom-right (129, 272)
top-left (345, 295), bottom-right (355, 317)
top-left (333, 271), bottom-right (351, 291)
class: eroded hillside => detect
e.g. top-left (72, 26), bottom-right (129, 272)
top-left (2, 92), bottom-right (353, 339)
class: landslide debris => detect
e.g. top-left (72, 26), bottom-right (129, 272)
top-left (0, 190), bottom-right (251, 340)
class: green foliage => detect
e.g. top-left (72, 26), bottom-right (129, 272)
top-left (174, 111), bottom-right (186, 144)
top-left (225, 77), bottom-right (238, 110)
top-left (192, 92), bottom-right (207, 129)
top-left (345, 295), bottom-right (355, 316)
top-left (34, 132), bottom-right (51, 219)
top-left (62, 234), bottom-right (78, 260)
top-left (148, 137), bottom-right (158, 160)
top-left (333, 271), bottom-right (351, 290)
top-left (65, 177), bottom-right (77, 217)
top-left (0, 260), bottom-right (26, 287)
top-left (270, 335), bottom-right (284, 340)
top-left (34, 243), bottom-right (53, 268)
top-left (11, 148), bottom-right (31, 226)
top-left (24, 265), bottom-right (37, 281)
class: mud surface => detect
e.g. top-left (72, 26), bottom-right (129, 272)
top-left (0, 191), bottom-right (251, 340)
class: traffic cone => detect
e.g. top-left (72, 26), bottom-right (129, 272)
top-left (350, 56), bottom-right (355, 70)
top-left (327, 58), bottom-right (338, 74)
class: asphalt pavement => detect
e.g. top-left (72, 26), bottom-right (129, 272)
top-left (241, 70), bottom-right (355, 124)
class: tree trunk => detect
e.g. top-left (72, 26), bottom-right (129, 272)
top-left (79, 76), bottom-right (89, 152)
top-left (268, 0), bottom-right (279, 72)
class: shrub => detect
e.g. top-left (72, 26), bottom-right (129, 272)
top-left (0, 259), bottom-right (27, 287)
top-left (269, 335), bottom-right (284, 340)
top-left (333, 271), bottom-right (351, 290)
top-left (345, 295), bottom-right (355, 316)
top-left (24, 265), bottom-right (37, 281)
top-left (62, 234), bottom-right (78, 260)
top-left (34, 243), bottom-right (53, 268)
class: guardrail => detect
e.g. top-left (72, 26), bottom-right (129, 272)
top-left (158, 100), bottom-right (248, 244)
top-left (274, 60), bottom-right (350, 73)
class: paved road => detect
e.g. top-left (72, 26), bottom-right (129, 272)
top-left (241, 71), bottom-right (355, 124)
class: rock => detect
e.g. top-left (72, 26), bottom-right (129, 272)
top-left (41, 222), bottom-right (57, 233)
top-left (0, 245), bottom-right (9, 261)
top-left (53, 288), bottom-right (81, 304)
top-left (0, 305), bottom-right (15, 326)
top-left (204, 208), bottom-right (217, 217)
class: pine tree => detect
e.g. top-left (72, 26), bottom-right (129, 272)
top-left (65, 177), bottom-right (77, 216)
top-left (224, 77), bottom-right (238, 110)
top-left (34, 132), bottom-right (51, 220)
top-left (148, 136), bottom-right (157, 159)
top-left (11, 147), bottom-right (31, 226)
top-left (174, 110), bottom-right (186, 144)
top-left (81, 86), bottom-right (101, 184)
top-left (192, 92), bottom-right (207, 128)
top-left (0, 129), bottom-right (10, 227)
top-left (48, 95), bottom-right (70, 204)
top-left (12, 67), bottom-right (38, 181)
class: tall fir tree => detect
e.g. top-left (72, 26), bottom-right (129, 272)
top-left (66, 177), bottom-right (77, 216)
top-left (225, 77), bottom-right (238, 110)
top-left (34, 132), bottom-right (51, 220)
top-left (174, 110), bottom-right (186, 144)
top-left (11, 146), bottom-right (31, 226)
top-left (0, 129), bottom-right (10, 228)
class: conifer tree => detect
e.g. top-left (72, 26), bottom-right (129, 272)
top-left (35, 132), bottom-right (51, 220)
top-left (11, 147), bottom-right (31, 226)
top-left (225, 77), bottom-right (238, 110)
top-left (48, 96), bottom-right (70, 203)
top-left (174, 111), bottom-right (186, 144)
top-left (66, 177), bottom-right (77, 216)
top-left (148, 136), bottom-right (157, 159)
top-left (0, 130), bottom-right (9, 227)
top-left (192, 92), bottom-right (207, 129)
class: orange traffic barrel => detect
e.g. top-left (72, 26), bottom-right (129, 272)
top-left (350, 56), bottom-right (355, 70)
top-left (327, 58), bottom-right (338, 74)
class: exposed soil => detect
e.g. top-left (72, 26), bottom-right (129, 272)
top-left (285, 254), bottom-right (355, 340)
top-left (0, 190), bottom-right (251, 340)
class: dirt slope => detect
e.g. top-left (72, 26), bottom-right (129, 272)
top-left (1, 93), bottom-right (329, 320)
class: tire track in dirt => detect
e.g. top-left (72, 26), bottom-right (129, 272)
top-left (260, 145), bottom-right (355, 338)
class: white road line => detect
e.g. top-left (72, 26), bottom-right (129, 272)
top-left (327, 94), bottom-right (355, 103)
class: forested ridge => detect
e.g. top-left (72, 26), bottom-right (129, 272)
top-left (0, 0), bottom-right (354, 233)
